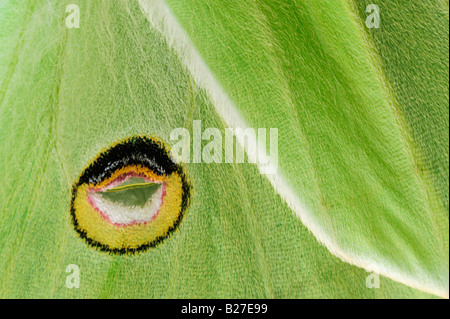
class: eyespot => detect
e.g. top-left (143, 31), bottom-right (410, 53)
top-left (70, 136), bottom-right (191, 254)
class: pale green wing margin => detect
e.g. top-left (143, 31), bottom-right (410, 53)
top-left (138, 0), bottom-right (449, 297)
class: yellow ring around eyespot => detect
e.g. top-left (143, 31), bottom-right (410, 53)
top-left (73, 165), bottom-right (184, 250)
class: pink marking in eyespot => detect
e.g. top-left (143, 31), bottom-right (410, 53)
top-left (86, 172), bottom-right (167, 227)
